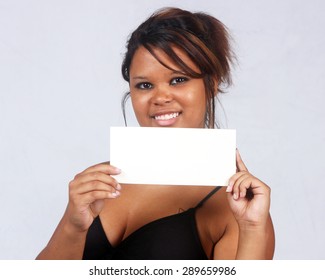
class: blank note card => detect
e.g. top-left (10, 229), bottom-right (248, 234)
top-left (110, 127), bottom-right (236, 186)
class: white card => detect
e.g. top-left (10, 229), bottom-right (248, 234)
top-left (110, 127), bottom-right (236, 186)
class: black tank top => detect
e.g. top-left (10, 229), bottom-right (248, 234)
top-left (82, 186), bottom-right (222, 260)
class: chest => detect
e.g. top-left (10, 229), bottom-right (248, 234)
top-left (98, 185), bottom-right (226, 257)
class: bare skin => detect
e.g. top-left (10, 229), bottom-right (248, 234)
top-left (36, 46), bottom-right (275, 260)
top-left (36, 153), bottom-right (274, 259)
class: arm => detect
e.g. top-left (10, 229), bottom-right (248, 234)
top-left (213, 214), bottom-right (274, 260)
top-left (235, 214), bottom-right (274, 259)
top-left (36, 163), bottom-right (121, 259)
top-left (36, 212), bottom-right (88, 259)
top-left (214, 150), bottom-right (275, 260)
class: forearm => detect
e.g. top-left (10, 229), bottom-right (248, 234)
top-left (36, 215), bottom-right (88, 260)
top-left (236, 215), bottom-right (275, 260)
top-left (236, 228), bottom-right (268, 259)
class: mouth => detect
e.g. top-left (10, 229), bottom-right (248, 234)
top-left (151, 112), bottom-right (181, 126)
top-left (154, 112), bottom-right (180, 120)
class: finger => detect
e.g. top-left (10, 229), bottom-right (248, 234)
top-left (72, 172), bottom-right (121, 191)
top-left (238, 176), bottom-right (271, 200)
top-left (236, 149), bottom-right (248, 172)
top-left (79, 163), bottom-right (121, 176)
top-left (72, 181), bottom-right (120, 196)
top-left (249, 178), bottom-right (270, 195)
top-left (78, 190), bottom-right (121, 205)
top-left (232, 173), bottom-right (251, 200)
top-left (237, 177), bottom-right (254, 199)
top-left (226, 171), bottom-right (248, 193)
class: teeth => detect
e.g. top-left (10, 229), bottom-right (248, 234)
top-left (155, 112), bottom-right (179, 120)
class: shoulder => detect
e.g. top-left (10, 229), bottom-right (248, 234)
top-left (201, 187), bottom-right (236, 225)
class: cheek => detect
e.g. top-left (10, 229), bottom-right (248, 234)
top-left (130, 94), bottom-right (149, 118)
top-left (196, 87), bottom-right (207, 113)
top-left (183, 89), bottom-right (207, 125)
top-left (185, 89), bottom-right (206, 112)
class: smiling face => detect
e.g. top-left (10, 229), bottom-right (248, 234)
top-left (129, 46), bottom-right (207, 128)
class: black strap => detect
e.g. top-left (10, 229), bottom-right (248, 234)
top-left (195, 186), bottom-right (222, 209)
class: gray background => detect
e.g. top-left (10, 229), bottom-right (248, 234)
top-left (0, 0), bottom-right (324, 259)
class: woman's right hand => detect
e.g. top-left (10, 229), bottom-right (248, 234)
top-left (64, 163), bottom-right (122, 233)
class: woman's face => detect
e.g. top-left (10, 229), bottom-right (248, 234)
top-left (129, 46), bottom-right (207, 128)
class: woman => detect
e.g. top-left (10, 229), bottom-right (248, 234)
top-left (37, 7), bottom-right (275, 260)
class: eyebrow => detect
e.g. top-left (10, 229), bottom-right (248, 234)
top-left (131, 76), bottom-right (148, 81)
top-left (131, 70), bottom-right (187, 81)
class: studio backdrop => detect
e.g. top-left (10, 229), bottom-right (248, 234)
top-left (0, 0), bottom-right (324, 259)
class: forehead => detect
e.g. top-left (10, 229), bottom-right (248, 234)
top-left (129, 45), bottom-right (200, 75)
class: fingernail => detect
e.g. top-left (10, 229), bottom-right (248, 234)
top-left (116, 184), bottom-right (122, 190)
top-left (115, 168), bottom-right (121, 173)
top-left (226, 185), bottom-right (232, 192)
top-left (233, 193), bottom-right (238, 200)
top-left (112, 191), bottom-right (120, 197)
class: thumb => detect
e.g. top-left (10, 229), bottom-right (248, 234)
top-left (89, 200), bottom-right (105, 218)
top-left (236, 149), bottom-right (248, 172)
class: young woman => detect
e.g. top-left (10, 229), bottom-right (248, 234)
top-left (37, 7), bottom-right (275, 260)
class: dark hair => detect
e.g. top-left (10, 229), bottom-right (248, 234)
top-left (121, 7), bottom-right (234, 128)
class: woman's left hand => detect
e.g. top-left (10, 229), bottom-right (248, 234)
top-left (226, 149), bottom-right (271, 228)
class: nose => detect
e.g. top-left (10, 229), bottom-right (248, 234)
top-left (151, 86), bottom-right (173, 106)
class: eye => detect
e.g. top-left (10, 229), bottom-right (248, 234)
top-left (135, 82), bottom-right (153, 90)
top-left (170, 77), bottom-right (189, 85)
